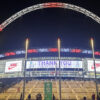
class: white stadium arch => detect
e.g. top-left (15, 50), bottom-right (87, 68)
top-left (0, 2), bottom-right (100, 31)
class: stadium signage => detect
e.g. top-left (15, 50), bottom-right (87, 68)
top-left (26, 60), bottom-right (82, 69)
top-left (5, 61), bottom-right (22, 73)
top-left (0, 48), bottom-right (100, 58)
top-left (44, 82), bottom-right (52, 100)
top-left (88, 60), bottom-right (100, 72)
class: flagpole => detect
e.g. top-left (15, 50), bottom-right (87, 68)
top-left (90, 38), bottom-right (98, 99)
top-left (23, 38), bottom-right (29, 100)
top-left (58, 38), bottom-right (61, 100)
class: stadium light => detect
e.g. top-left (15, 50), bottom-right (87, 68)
top-left (58, 38), bottom-right (60, 58)
top-left (25, 38), bottom-right (29, 59)
top-left (90, 38), bottom-right (94, 58)
top-left (23, 38), bottom-right (29, 100)
top-left (90, 38), bottom-right (98, 99)
top-left (57, 38), bottom-right (61, 100)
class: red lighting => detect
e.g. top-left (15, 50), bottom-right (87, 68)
top-left (71, 49), bottom-right (81, 53)
top-left (43, 2), bottom-right (63, 8)
top-left (95, 51), bottom-right (100, 55)
top-left (5, 53), bottom-right (10, 56)
top-left (10, 52), bottom-right (16, 55)
top-left (5, 52), bottom-right (16, 56)
top-left (28, 49), bottom-right (38, 53)
top-left (0, 27), bottom-right (2, 32)
top-left (49, 48), bottom-right (58, 52)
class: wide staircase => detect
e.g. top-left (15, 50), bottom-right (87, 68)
top-left (0, 79), bottom-right (99, 100)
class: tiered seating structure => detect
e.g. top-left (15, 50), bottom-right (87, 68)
top-left (0, 80), bottom-right (99, 100)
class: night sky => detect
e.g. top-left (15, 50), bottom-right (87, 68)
top-left (0, 0), bottom-right (100, 54)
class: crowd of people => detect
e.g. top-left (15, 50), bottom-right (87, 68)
top-left (82, 93), bottom-right (100, 100)
top-left (20, 93), bottom-right (55, 100)
top-left (19, 93), bottom-right (100, 100)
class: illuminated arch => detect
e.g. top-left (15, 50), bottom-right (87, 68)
top-left (0, 2), bottom-right (100, 31)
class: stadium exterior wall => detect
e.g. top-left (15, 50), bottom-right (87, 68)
top-left (0, 57), bottom-right (100, 79)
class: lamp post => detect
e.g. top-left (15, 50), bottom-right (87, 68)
top-left (55, 62), bottom-right (57, 80)
top-left (23, 38), bottom-right (29, 100)
top-left (90, 38), bottom-right (98, 99)
top-left (58, 38), bottom-right (61, 100)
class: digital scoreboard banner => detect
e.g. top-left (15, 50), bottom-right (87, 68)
top-left (5, 61), bottom-right (22, 73)
top-left (88, 60), bottom-right (100, 72)
top-left (26, 60), bottom-right (82, 69)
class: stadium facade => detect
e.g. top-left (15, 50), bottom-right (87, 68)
top-left (0, 48), bottom-right (100, 79)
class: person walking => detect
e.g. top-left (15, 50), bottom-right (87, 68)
top-left (28, 94), bottom-right (31, 100)
top-left (53, 94), bottom-right (55, 100)
top-left (20, 93), bottom-right (23, 100)
top-left (92, 94), bottom-right (95, 100)
top-left (83, 96), bottom-right (86, 100)
top-left (36, 93), bottom-right (42, 100)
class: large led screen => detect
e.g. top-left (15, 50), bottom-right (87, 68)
top-left (5, 61), bottom-right (22, 73)
top-left (26, 60), bottom-right (82, 69)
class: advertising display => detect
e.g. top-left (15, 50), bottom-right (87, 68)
top-left (5, 61), bottom-right (22, 73)
top-left (44, 82), bottom-right (52, 100)
top-left (88, 60), bottom-right (100, 72)
top-left (26, 60), bottom-right (82, 69)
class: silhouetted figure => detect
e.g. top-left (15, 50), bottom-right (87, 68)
top-left (20, 93), bottom-right (23, 100)
top-left (28, 94), bottom-right (31, 100)
top-left (53, 94), bottom-right (55, 100)
top-left (83, 96), bottom-right (86, 100)
top-left (92, 94), bottom-right (95, 100)
top-left (36, 93), bottom-right (42, 100)
top-left (97, 92), bottom-right (100, 100)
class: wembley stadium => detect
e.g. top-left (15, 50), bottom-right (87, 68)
top-left (0, 1), bottom-right (100, 100)
top-left (0, 47), bottom-right (100, 100)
